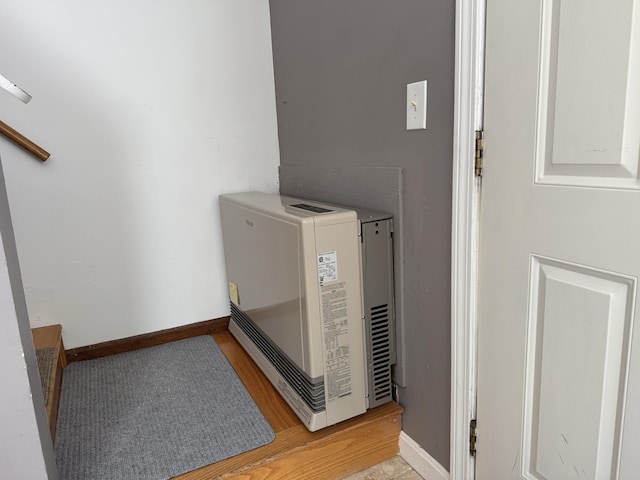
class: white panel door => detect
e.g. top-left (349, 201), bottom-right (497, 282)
top-left (477, 1), bottom-right (640, 479)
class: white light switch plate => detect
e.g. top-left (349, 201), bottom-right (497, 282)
top-left (406, 80), bottom-right (427, 130)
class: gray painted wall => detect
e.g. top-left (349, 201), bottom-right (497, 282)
top-left (269, 0), bottom-right (455, 468)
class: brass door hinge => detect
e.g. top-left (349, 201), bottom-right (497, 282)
top-left (474, 131), bottom-right (484, 177)
top-left (470, 419), bottom-right (477, 456)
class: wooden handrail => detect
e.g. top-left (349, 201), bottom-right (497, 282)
top-left (0, 120), bottom-right (50, 162)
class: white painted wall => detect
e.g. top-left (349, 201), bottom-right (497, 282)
top-left (0, 0), bottom-right (280, 348)
top-left (0, 157), bottom-right (57, 479)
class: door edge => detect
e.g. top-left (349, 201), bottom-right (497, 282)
top-left (451, 0), bottom-right (485, 477)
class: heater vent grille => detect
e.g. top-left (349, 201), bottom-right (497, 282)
top-left (368, 303), bottom-right (393, 405)
top-left (231, 303), bottom-right (326, 412)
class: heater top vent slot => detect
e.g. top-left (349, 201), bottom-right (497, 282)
top-left (289, 203), bottom-right (333, 214)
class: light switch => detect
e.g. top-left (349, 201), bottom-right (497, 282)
top-left (406, 80), bottom-right (427, 130)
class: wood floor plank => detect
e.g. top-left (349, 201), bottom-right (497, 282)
top-left (221, 414), bottom-right (401, 480)
top-left (173, 332), bottom-right (403, 480)
top-left (213, 331), bottom-right (299, 432)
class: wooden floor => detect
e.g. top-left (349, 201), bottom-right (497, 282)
top-left (37, 321), bottom-right (402, 479)
top-left (174, 331), bottom-right (403, 480)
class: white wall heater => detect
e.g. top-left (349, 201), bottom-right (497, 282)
top-left (219, 192), bottom-right (395, 431)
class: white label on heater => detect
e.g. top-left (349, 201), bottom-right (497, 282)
top-left (321, 282), bottom-right (352, 401)
top-left (318, 251), bottom-right (338, 284)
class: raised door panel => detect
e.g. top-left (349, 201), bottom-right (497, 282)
top-left (535, 0), bottom-right (640, 189)
top-left (522, 257), bottom-right (635, 479)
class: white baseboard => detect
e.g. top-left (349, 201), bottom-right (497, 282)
top-left (399, 431), bottom-right (450, 480)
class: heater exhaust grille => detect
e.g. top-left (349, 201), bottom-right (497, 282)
top-left (231, 302), bottom-right (326, 413)
top-left (368, 303), bottom-right (393, 406)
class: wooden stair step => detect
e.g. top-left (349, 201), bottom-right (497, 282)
top-left (31, 324), bottom-right (65, 444)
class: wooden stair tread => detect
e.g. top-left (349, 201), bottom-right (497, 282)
top-left (173, 331), bottom-right (403, 480)
top-left (31, 324), bottom-right (65, 443)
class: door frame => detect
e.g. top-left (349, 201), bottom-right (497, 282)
top-left (450, 0), bottom-right (485, 478)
